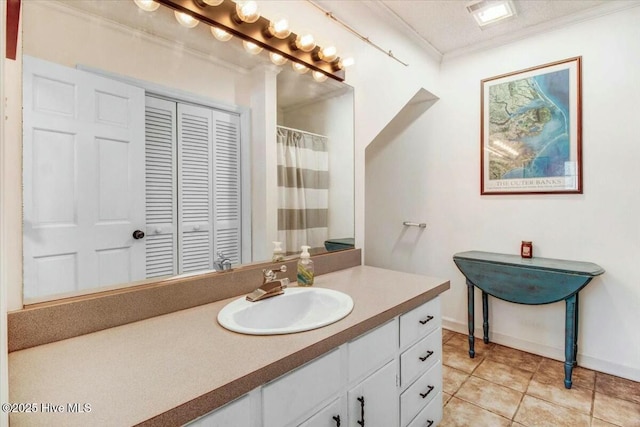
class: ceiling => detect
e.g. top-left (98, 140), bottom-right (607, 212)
top-left (368, 0), bottom-right (639, 59)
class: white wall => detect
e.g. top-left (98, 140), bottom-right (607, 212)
top-left (366, 6), bottom-right (640, 381)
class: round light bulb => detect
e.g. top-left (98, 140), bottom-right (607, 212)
top-left (339, 57), bottom-right (355, 69)
top-left (243, 40), bottom-right (263, 55)
top-left (134, 0), bottom-right (160, 12)
top-left (211, 26), bottom-right (232, 41)
top-left (174, 11), bottom-right (199, 28)
top-left (312, 71), bottom-right (328, 82)
top-left (202, 0), bottom-right (224, 5)
top-left (268, 17), bottom-right (291, 39)
top-left (236, 1), bottom-right (260, 23)
top-left (292, 62), bottom-right (309, 74)
top-left (295, 32), bottom-right (316, 52)
top-left (269, 52), bottom-right (288, 66)
top-left (320, 45), bottom-right (338, 62)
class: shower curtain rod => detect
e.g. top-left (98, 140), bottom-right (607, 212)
top-left (277, 125), bottom-right (328, 140)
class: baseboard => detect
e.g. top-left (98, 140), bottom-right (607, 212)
top-left (442, 317), bottom-right (640, 382)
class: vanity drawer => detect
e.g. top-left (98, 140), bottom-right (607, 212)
top-left (400, 297), bottom-right (441, 349)
top-left (400, 361), bottom-right (442, 427)
top-left (348, 318), bottom-right (398, 383)
top-left (405, 392), bottom-right (442, 427)
top-left (400, 327), bottom-right (441, 387)
top-left (262, 349), bottom-right (341, 427)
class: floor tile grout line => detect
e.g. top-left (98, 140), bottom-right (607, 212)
top-left (443, 330), bottom-right (640, 426)
top-left (447, 394), bottom-right (513, 424)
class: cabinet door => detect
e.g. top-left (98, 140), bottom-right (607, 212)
top-left (186, 394), bottom-right (251, 427)
top-left (262, 349), bottom-right (342, 427)
top-left (299, 397), bottom-right (344, 427)
top-left (348, 360), bottom-right (398, 427)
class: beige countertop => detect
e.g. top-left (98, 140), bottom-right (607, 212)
top-left (8, 265), bottom-right (449, 426)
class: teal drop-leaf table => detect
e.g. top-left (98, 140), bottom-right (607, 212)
top-left (453, 251), bottom-right (605, 389)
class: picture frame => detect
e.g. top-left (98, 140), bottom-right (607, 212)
top-left (480, 57), bottom-right (582, 195)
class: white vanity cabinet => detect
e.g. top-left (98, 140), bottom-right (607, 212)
top-left (189, 297), bottom-right (442, 427)
top-left (399, 298), bottom-right (443, 427)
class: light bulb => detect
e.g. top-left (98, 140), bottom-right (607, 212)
top-left (202, 0), bottom-right (224, 5)
top-left (268, 16), bottom-right (291, 39)
top-left (312, 71), bottom-right (328, 82)
top-left (174, 11), bottom-right (199, 28)
top-left (211, 26), bottom-right (232, 41)
top-left (236, 1), bottom-right (260, 23)
top-left (243, 41), bottom-right (263, 55)
top-left (134, 0), bottom-right (159, 12)
top-left (292, 62), bottom-right (309, 74)
top-left (341, 57), bottom-right (355, 68)
top-left (269, 52), bottom-right (288, 66)
top-left (319, 45), bottom-right (338, 62)
top-left (295, 32), bottom-right (316, 52)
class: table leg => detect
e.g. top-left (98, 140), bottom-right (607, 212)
top-left (482, 291), bottom-right (489, 344)
top-left (564, 294), bottom-right (578, 389)
top-left (467, 280), bottom-right (475, 358)
top-left (573, 293), bottom-right (579, 368)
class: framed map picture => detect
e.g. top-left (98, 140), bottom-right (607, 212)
top-left (481, 57), bottom-right (582, 194)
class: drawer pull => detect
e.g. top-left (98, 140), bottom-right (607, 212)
top-left (419, 315), bottom-right (434, 325)
top-left (419, 385), bottom-right (435, 399)
top-left (419, 350), bottom-right (434, 362)
top-left (357, 396), bottom-right (365, 426)
top-left (333, 415), bottom-right (341, 426)
top-left (426, 421), bottom-right (434, 427)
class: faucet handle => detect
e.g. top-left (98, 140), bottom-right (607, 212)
top-left (263, 265), bottom-right (287, 282)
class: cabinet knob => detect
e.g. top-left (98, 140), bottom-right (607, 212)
top-left (132, 230), bottom-right (145, 240)
top-left (419, 315), bottom-right (434, 325)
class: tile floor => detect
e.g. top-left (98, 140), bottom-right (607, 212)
top-left (440, 329), bottom-right (640, 426)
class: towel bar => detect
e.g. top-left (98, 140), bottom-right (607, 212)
top-left (403, 221), bottom-right (426, 228)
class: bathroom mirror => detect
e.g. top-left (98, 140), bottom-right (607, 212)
top-left (21, 0), bottom-right (354, 303)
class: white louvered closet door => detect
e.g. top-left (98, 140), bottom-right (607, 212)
top-left (178, 103), bottom-right (214, 273)
top-left (145, 100), bottom-right (242, 275)
top-left (212, 111), bottom-right (242, 265)
top-left (144, 96), bottom-right (177, 278)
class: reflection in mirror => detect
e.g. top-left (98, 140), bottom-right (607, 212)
top-left (21, 0), bottom-right (354, 303)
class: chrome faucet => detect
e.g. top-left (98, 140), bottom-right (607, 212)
top-left (246, 265), bottom-right (289, 302)
top-left (214, 251), bottom-right (232, 271)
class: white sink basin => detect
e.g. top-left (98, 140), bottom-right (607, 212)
top-left (217, 287), bottom-right (354, 335)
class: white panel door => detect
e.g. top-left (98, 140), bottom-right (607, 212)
top-left (23, 56), bottom-right (145, 299)
top-left (178, 103), bottom-right (214, 273)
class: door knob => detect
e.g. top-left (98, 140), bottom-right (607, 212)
top-left (132, 230), bottom-right (145, 240)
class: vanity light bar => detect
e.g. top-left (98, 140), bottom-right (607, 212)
top-left (154, 0), bottom-right (346, 82)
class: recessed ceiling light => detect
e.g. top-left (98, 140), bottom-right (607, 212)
top-left (467, 0), bottom-right (516, 27)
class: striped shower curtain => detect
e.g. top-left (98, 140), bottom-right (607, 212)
top-left (277, 127), bottom-right (329, 255)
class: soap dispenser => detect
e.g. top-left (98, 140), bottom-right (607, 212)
top-left (297, 245), bottom-right (314, 286)
top-left (272, 241), bottom-right (284, 262)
